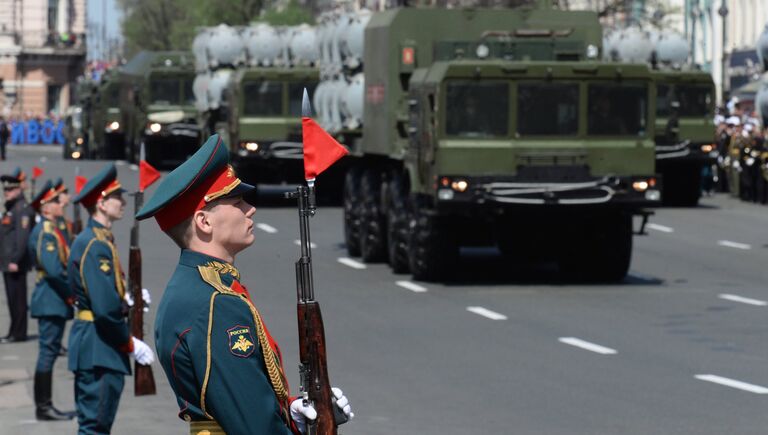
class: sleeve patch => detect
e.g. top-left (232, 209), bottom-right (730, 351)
top-left (99, 258), bottom-right (111, 274)
top-left (227, 325), bottom-right (255, 358)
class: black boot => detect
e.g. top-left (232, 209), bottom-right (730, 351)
top-left (34, 371), bottom-right (74, 421)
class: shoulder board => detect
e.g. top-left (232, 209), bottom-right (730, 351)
top-left (42, 220), bottom-right (54, 233)
top-left (197, 264), bottom-right (238, 296)
top-left (92, 227), bottom-right (110, 242)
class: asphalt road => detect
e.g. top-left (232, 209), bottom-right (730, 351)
top-left (0, 145), bottom-right (765, 434)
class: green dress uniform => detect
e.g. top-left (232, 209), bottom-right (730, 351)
top-left (136, 135), bottom-right (299, 435)
top-left (67, 164), bottom-right (132, 435)
top-left (28, 181), bottom-right (76, 420)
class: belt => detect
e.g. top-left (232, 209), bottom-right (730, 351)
top-left (190, 420), bottom-right (225, 435)
top-left (76, 310), bottom-right (94, 321)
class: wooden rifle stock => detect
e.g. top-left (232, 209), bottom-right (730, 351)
top-left (129, 192), bottom-right (156, 396)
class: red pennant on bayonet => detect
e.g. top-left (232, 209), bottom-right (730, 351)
top-left (302, 117), bottom-right (348, 181)
top-left (139, 160), bottom-right (161, 192)
top-left (75, 175), bottom-right (87, 194)
top-left (32, 166), bottom-right (44, 179)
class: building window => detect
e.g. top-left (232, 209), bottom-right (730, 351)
top-left (47, 85), bottom-right (62, 116)
top-left (48, 0), bottom-right (58, 32)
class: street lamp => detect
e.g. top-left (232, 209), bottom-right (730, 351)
top-left (718, 2), bottom-right (729, 103)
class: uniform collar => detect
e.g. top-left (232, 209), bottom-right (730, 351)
top-left (179, 249), bottom-right (241, 281)
top-left (88, 217), bottom-right (106, 229)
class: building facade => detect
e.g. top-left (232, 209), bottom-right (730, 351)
top-left (0, 0), bottom-right (87, 118)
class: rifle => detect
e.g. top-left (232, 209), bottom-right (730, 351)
top-left (72, 167), bottom-right (83, 235)
top-left (129, 189), bottom-right (156, 396)
top-left (289, 184), bottom-right (348, 435)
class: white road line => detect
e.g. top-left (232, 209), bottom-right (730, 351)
top-left (466, 306), bottom-right (507, 320)
top-left (718, 293), bottom-right (767, 306)
top-left (396, 281), bottom-right (427, 293)
top-left (294, 240), bottom-right (317, 249)
top-left (337, 257), bottom-right (367, 270)
top-left (695, 374), bottom-right (768, 394)
top-left (647, 223), bottom-right (674, 233)
top-left (1, 355), bottom-right (19, 361)
top-left (256, 223), bottom-right (278, 234)
top-left (717, 240), bottom-right (752, 250)
top-left (558, 337), bottom-right (618, 355)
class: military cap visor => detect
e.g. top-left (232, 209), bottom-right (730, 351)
top-left (31, 180), bottom-right (59, 210)
top-left (72, 163), bottom-right (125, 207)
top-left (1, 175), bottom-right (22, 188)
top-left (53, 177), bottom-right (68, 195)
top-left (136, 134), bottom-right (254, 231)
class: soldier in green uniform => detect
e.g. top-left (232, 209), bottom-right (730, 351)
top-left (28, 180), bottom-right (76, 421)
top-left (67, 164), bottom-right (155, 434)
top-left (136, 135), bottom-right (352, 435)
top-left (0, 167), bottom-right (35, 343)
top-left (52, 178), bottom-right (74, 242)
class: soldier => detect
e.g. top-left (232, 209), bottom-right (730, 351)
top-left (0, 167), bottom-right (35, 343)
top-left (28, 180), bottom-right (76, 421)
top-left (52, 178), bottom-right (74, 242)
top-left (136, 135), bottom-right (352, 434)
top-left (67, 164), bottom-right (155, 434)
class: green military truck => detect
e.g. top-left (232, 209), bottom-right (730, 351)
top-left (339, 4), bottom-right (660, 282)
top-left (223, 67), bottom-right (319, 185)
top-left (119, 51), bottom-right (200, 167)
top-left (653, 69), bottom-right (716, 206)
top-left (88, 70), bottom-right (125, 160)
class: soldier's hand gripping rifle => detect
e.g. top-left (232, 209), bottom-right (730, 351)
top-left (72, 167), bottom-right (83, 235)
top-left (289, 89), bottom-right (350, 435)
top-left (129, 146), bottom-right (157, 396)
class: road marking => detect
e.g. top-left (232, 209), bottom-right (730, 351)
top-left (466, 306), bottom-right (507, 320)
top-left (294, 240), bottom-right (317, 249)
top-left (718, 293), bottom-right (767, 306)
top-left (558, 337), bottom-right (617, 355)
top-left (256, 223), bottom-right (278, 234)
top-left (0, 355), bottom-right (19, 361)
top-left (337, 257), bottom-right (367, 270)
top-left (695, 374), bottom-right (768, 394)
top-left (647, 223), bottom-right (674, 233)
top-left (717, 240), bottom-right (751, 250)
top-left (129, 164), bottom-right (139, 171)
top-left (396, 281), bottom-right (427, 293)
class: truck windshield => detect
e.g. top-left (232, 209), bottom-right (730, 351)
top-left (288, 82), bottom-right (318, 116)
top-left (103, 85), bottom-right (120, 107)
top-left (587, 84), bottom-right (647, 136)
top-left (517, 83), bottom-right (578, 135)
top-left (656, 84), bottom-right (672, 117)
top-left (183, 79), bottom-right (195, 106)
top-left (445, 82), bottom-right (509, 138)
top-left (149, 79), bottom-right (182, 105)
top-left (243, 81), bottom-right (283, 116)
top-left (676, 85), bottom-right (711, 117)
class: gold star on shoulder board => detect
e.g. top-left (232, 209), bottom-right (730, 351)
top-left (45, 242), bottom-right (55, 252)
top-left (99, 259), bottom-right (111, 273)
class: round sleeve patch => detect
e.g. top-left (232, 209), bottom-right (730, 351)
top-left (227, 325), bottom-right (255, 358)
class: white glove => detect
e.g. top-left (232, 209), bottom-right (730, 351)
top-left (124, 289), bottom-right (151, 312)
top-left (332, 387), bottom-right (354, 420)
top-left (290, 398), bottom-right (317, 434)
top-left (131, 337), bottom-right (155, 365)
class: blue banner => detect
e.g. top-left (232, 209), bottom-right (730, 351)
top-left (9, 120), bottom-right (66, 145)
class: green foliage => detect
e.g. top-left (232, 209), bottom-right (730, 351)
top-left (119, 0), bottom-right (264, 56)
top-left (259, 1), bottom-right (314, 26)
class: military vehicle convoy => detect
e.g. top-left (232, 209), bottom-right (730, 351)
top-left (193, 24), bottom-right (322, 187)
top-left (317, 4), bottom-right (661, 282)
top-left (605, 29), bottom-right (715, 206)
top-left (89, 70), bottom-right (125, 160)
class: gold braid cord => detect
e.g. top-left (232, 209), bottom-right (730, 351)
top-left (197, 266), bottom-right (289, 403)
top-left (93, 227), bottom-right (126, 298)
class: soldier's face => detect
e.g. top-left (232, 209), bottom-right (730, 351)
top-left (208, 196), bottom-right (256, 255)
top-left (100, 193), bottom-right (125, 221)
top-left (59, 191), bottom-right (70, 207)
top-left (43, 198), bottom-right (64, 218)
top-left (3, 187), bottom-right (20, 201)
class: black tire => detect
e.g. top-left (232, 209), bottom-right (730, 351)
top-left (559, 213), bottom-right (632, 283)
top-left (343, 168), bottom-right (362, 257)
top-left (359, 169), bottom-right (387, 262)
top-left (662, 165), bottom-right (701, 207)
top-left (408, 198), bottom-right (457, 282)
top-left (386, 172), bottom-right (410, 273)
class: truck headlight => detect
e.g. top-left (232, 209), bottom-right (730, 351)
top-left (106, 121), bottom-right (120, 132)
top-left (149, 123), bottom-right (162, 133)
top-left (240, 141), bottom-right (259, 152)
top-left (71, 151), bottom-right (81, 159)
top-left (700, 144), bottom-right (713, 153)
top-left (586, 44), bottom-right (599, 59)
top-left (451, 179), bottom-right (469, 192)
top-left (438, 189), bottom-right (454, 200)
top-left (76, 137), bottom-right (84, 145)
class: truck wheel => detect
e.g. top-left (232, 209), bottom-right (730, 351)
top-left (409, 200), bottom-right (457, 282)
top-left (359, 169), bottom-right (387, 262)
top-left (560, 213), bottom-right (632, 282)
top-left (386, 172), bottom-right (410, 273)
top-left (343, 169), bottom-right (362, 257)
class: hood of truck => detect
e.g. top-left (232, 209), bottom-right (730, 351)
top-left (434, 138), bottom-right (655, 177)
top-left (655, 117), bottom-right (713, 144)
top-left (146, 105), bottom-right (196, 123)
top-left (238, 116), bottom-right (301, 141)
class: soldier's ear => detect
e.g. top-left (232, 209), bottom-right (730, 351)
top-left (192, 209), bottom-right (214, 237)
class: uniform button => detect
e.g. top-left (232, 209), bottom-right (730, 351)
top-left (183, 414), bottom-right (191, 422)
